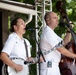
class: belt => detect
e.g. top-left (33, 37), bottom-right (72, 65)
top-left (11, 58), bottom-right (29, 65)
top-left (11, 58), bottom-right (24, 61)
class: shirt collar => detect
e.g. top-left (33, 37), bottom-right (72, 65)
top-left (46, 25), bottom-right (53, 32)
top-left (13, 32), bottom-right (24, 41)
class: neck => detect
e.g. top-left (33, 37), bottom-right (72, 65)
top-left (48, 25), bottom-right (55, 30)
top-left (16, 32), bottom-right (23, 39)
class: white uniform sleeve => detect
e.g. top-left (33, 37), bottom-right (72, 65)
top-left (44, 31), bottom-right (62, 48)
top-left (2, 34), bottom-right (15, 56)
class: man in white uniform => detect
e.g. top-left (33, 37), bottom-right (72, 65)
top-left (40, 12), bottom-right (76, 75)
top-left (0, 17), bottom-right (34, 75)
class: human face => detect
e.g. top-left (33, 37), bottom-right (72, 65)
top-left (14, 18), bottom-right (26, 35)
top-left (49, 12), bottom-right (59, 29)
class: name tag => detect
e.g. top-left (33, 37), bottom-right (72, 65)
top-left (47, 61), bottom-right (52, 68)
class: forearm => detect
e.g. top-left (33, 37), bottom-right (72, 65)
top-left (63, 32), bottom-right (71, 46)
top-left (0, 52), bottom-right (16, 68)
top-left (26, 57), bottom-right (34, 61)
top-left (57, 47), bottom-right (76, 59)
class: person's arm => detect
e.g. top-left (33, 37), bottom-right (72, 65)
top-left (63, 29), bottom-right (71, 46)
top-left (57, 46), bottom-right (76, 59)
top-left (26, 57), bottom-right (34, 61)
top-left (26, 57), bottom-right (38, 64)
top-left (63, 22), bottom-right (73, 46)
top-left (26, 56), bottom-right (44, 64)
top-left (1, 52), bottom-right (23, 72)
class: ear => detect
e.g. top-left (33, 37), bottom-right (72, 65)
top-left (14, 25), bottom-right (17, 30)
top-left (46, 19), bottom-right (50, 24)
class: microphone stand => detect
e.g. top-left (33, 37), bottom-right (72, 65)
top-left (31, 30), bottom-right (46, 75)
top-left (36, 37), bottom-right (46, 75)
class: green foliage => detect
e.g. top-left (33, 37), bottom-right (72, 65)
top-left (52, 0), bottom-right (76, 37)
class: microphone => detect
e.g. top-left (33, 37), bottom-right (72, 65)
top-left (25, 27), bottom-right (39, 30)
top-left (59, 21), bottom-right (70, 28)
top-left (59, 21), bottom-right (66, 27)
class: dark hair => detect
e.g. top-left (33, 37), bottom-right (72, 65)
top-left (10, 17), bottom-right (20, 32)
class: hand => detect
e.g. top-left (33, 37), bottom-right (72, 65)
top-left (26, 57), bottom-right (34, 61)
top-left (69, 21), bottom-right (74, 28)
top-left (26, 57), bottom-right (37, 64)
top-left (14, 64), bottom-right (23, 72)
top-left (40, 56), bottom-right (45, 62)
top-left (66, 21), bottom-right (74, 32)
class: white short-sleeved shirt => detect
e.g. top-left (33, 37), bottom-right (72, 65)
top-left (40, 26), bottom-right (63, 63)
top-left (2, 32), bottom-right (31, 60)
